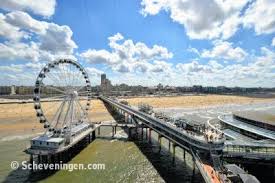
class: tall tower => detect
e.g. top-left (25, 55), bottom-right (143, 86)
top-left (101, 74), bottom-right (106, 91)
top-left (101, 74), bottom-right (106, 85)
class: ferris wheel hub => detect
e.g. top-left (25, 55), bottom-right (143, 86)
top-left (73, 90), bottom-right (78, 97)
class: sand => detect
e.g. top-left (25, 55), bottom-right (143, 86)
top-left (0, 94), bottom-right (274, 136)
top-left (123, 95), bottom-right (275, 108)
top-left (0, 99), bottom-right (113, 136)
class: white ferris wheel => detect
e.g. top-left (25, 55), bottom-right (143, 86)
top-left (33, 59), bottom-right (92, 137)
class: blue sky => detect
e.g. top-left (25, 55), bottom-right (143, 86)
top-left (0, 0), bottom-right (275, 87)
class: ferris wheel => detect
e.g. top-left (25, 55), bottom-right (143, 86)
top-left (33, 59), bottom-right (92, 137)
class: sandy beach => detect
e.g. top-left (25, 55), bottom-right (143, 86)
top-left (123, 95), bottom-right (275, 108)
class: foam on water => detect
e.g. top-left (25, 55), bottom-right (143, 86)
top-left (0, 132), bottom-right (43, 142)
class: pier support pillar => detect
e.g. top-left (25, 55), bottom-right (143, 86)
top-left (168, 141), bottom-right (171, 151)
top-left (30, 155), bottom-right (34, 172)
top-left (158, 134), bottom-right (162, 152)
top-left (128, 127), bottom-right (132, 139)
top-left (148, 129), bottom-right (152, 143)
top-left (183, 149), bottom-right (186, 161)
top-left (38, 155), bottom-right (41, 164)
top-left (172, 144), bottom-right (176, 163)
top-left (50, 155), bottom-right (55, 164)
top-left (192, 157), bottom-right (196, 175)
top-left (141, 127), bottom-right (143, 140)
top-left (145, 128), bottom-right (148, 140)
top-left (58, 153), bottom-right (61, 163)
top-left (98, 127), bottom-right (101, 136)
top-left (92, 130), bottom-right (96, 140)
top-left (129, 115), bottom-right (132, 123)
top-left (112, 126), bottom-right (114, 137)
top-left (135, 127), bottom-right (138, 139)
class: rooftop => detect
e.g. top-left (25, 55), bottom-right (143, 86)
top-left (234, 110), bottom-right (275, 126)
top-left (219, 115), bottom-right (275, 141)
top-left (32, 135), bottom-right (64, 143)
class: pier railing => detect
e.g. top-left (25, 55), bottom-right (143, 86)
top-left (224, 144), bottom-right (275, 157)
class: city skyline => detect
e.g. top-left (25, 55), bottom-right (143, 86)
top-left (0, 0), bottom-right (274, 87)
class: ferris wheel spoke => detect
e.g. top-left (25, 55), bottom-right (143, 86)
top-left (65, 63), bottom-right (73, 87)
top-left (42, 101), bottom-right (63, 119)
top-left (49, 100), bottom-right (66, 129)
top-left (46, 72), bottom-right (64, 88)
top-left (56, 100), bottom-right (69, 128)
top-left (75, 100), bottom-right (84, 120)
top-left (71, 67), bottom-right (80, 88)
top-left (43, 85), bottom-right (66, 94)
top-left (78, 91), bottom-right (90, 95)
top-left (76, 99), bottom-right (87, 115)
top-left (40, 94), bottom-right (67, 101)
top-left (65, 98), bottom-right (76, 128)
top-left (59, 64), bottom-right (69, 87)
top-left (74, 101), bottom-right (81, 121)
top-left (76, 85), bottom-right (87, 92)
top-left (70, 99), bottom-right (75, 125)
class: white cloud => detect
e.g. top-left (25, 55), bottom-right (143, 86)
top-left (0, 0), bottom-right (56, 17)
top-left (150, 60), bottom-right (172, 73)
top-left (272, 37), bottom-right (275, 47)
top-left (174, 47), bottom-right (275, 87)
top-left (0, 11), bottom-right (77, 62)
top-left (208, 60), bottom-right (223, 69)
top-left (86, 67), bottom-right (104, 77)
top-left (243, 0), bottom-right (275, 35)
top-left (0, 62), bottom-right (46, 85)
top-left (0, 64), bottom-right (24, 73)
top-left (80, 33), bottom-right (173, 74)
top-left (141, 0), bottom-right (248, 40)
top-left (5, 11), bottom-right (48, 34)
top-left (187, 46), bottom-right (200, 56)
top-left (176, 61), bottom-right (214, 74)
top-left (0, 41), bottom-right (41, 62)
top-left (201, 41), bottom-right (247, 62)
top-left (0, 13), bottom-right (27, 41)
top-left (113, 63), bottom-right (131, 73)
top-left (0, 1), bottom-right (80, 85)
top-left (80, 49), bottom-right (118, 65)
top-left (39, 23), bottom-right (77, 54)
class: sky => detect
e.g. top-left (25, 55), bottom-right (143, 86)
top-left (0, 0), bottom-right (275, 87)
